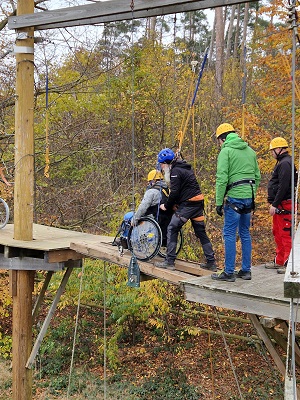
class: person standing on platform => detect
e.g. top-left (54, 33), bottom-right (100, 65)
top-left (212, 123), bottom-right (261, 282)
top-left (265, 137), bottom-right (297, 274)
top-left (154, 148), bottom-right (216, 271)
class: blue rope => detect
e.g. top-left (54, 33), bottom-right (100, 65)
top-left (190, 47), bottom-right (209, 107)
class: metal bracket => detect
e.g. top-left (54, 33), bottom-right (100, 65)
top-left (13, 45), bottom-right (34, 54)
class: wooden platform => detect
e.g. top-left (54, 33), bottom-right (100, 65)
top-left (0, 223), bottom-right (110, 270)
top-left (2, 223), bottom-right (299, 389)
top-left (69, 236), bottom-right (298, 322)
top-left (0, 223), bottom-right (296, 321)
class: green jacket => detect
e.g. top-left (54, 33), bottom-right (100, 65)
top-left (216, 133), bottom-right (261, 205)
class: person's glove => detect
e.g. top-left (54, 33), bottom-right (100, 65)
top-left (216, 205), bottom-right (223, 217)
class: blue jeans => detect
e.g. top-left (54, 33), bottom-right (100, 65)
top-left (223, 197), bottom-right (252, 274)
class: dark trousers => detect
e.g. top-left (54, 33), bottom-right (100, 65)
top-left (166, 201), bottom-right (215, 264)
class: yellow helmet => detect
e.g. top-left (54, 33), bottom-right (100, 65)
top-left (147, 169), bottom-right (163, 181)
top-left (216, 123), bottom-right (235, 138)
top-left (269, 137), bottom-right (288, 150)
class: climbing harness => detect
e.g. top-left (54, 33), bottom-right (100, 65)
top-left (225, 179), bottom-right (256, 214)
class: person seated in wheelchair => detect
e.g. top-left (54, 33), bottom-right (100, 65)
top-left (131, 169), bottom-right (173, 246)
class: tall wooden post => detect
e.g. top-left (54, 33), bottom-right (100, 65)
top-left (12, 0), bottom-right (35, 399)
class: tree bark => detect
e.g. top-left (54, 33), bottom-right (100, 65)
top-left (215, 7), bottom-right (225, 98)
top-left (226, 5), bottom-right (236, 59)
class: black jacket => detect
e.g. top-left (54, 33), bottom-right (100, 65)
top-left (267, 152), bottom-right (297, 207)
top-left (165, 160), bottom-right (202, 210)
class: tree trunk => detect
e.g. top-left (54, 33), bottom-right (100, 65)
top-left (226, 5), bottom-right (236, 59)
top-left (215, 7), bottom-right (225, 98)
top-left (240, 3), bottom-right (249, 64)
top-left (233, 4), bottom-right (241, 59)
top-left (208, 10), bottom-right (216, 67)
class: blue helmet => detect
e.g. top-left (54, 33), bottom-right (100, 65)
top-left (157, 148), bottom-right (175, 164)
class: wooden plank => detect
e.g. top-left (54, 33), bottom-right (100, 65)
top-left (26, 266), bottom-right (73, 369)
top-left (248, 314), bottom-right (286, 376)
top-left (0, 224), bottom-right (108, 252)
top-left (32, 271), bottom-right (53, 321)
top-left (45, 249), bottom-right (83, 263)
top-left (1, 254), bottom-right (66, 271)
top-left (70, 240), bottom-right (195, 285)
top-left (184, 283), bottom-right (294, 320)
top-left (8, 0), bottom-right (259, 30)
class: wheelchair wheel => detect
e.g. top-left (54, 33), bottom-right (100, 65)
top-left (0, 198), bottom-right (9, 229)
top-left (127, 216), bottom-right (162, 261)
top-left (158, 228), bottom-right (183, 258)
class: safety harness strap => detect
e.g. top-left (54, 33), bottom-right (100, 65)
top-left (225, 178), bottom-right (256, 212)
top-left (225, 200), bottom-right (252, 215)
top-left (226, 178), bottom-right (255, 192)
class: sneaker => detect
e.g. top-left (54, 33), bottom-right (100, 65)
top-left (277, 267), bottom-right (286, 274)
top-left (235, 269), bottom-right (252, 280)
top-left (154, 260), bottom-right (175, 271)
top-left (265, 262), bottom-right (281, 269)
top-left (211, 270), bottom-right (236, 282)
top-left (200, 263), bottom-right (217, 272)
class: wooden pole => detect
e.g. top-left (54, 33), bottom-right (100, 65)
top-left (12, 271), bottom-right (34, 400)
top-left (14, 2), bottom-right (34, 240)
top-left (12, 0), bottom-right (35, 399)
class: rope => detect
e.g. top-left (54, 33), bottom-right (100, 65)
top-left (214, 307), bottom-right (244, 399)
top-left (177, 48), bottom-right (208, 156)
top-left (103, 261), bottom-right (107, 399)
top-left (205, 306), bottom-right (215, 399)
top-left (241, 45), bottom-right (247, 139)
top-left (67, 263), bottom-right (85, 399)
top-left (130, 0), bottom-right (136, 211)
top-left (44, 66), bottom-right (50, 178)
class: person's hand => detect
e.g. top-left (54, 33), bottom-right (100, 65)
top-left (160, 204), bottom-right (167, 211)
top-left (269, 205), bottom-right (277, 216)
top-left (216, 205), bottom-right (223, 217)
top-left (131, 217), bottom-right (138, 226)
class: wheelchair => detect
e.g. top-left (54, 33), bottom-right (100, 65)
top-left (127, 215), bottom-right (183, 262)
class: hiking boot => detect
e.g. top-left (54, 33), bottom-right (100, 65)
top-left (200, 262), bottom-right (217, 272)
top-left (211, 270), bottom-right (236, 282)
top-left (235, 269), bottom-right (252, 280)
top-left (154, 260), bottom-right (175, 271)
top-left (277, 267), bottom-right (286, 274)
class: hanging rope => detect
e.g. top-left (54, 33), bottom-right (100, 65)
top-left (103, 261), bottom-right (107, 399)
top-left (44, 66), bottom-right (50, 178)
top-left (67, 263), bottom-right (85, 399)
top-left (205, 306), bottom-right (216, 399)
top-left (130, 0), bottom-right (136, 211)
top-left (241, 45), bottom-right (247, 139)
top-left (177, 47), bottom-right (209, 157)
top-left (214, 307), bottom-right (244, 399)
